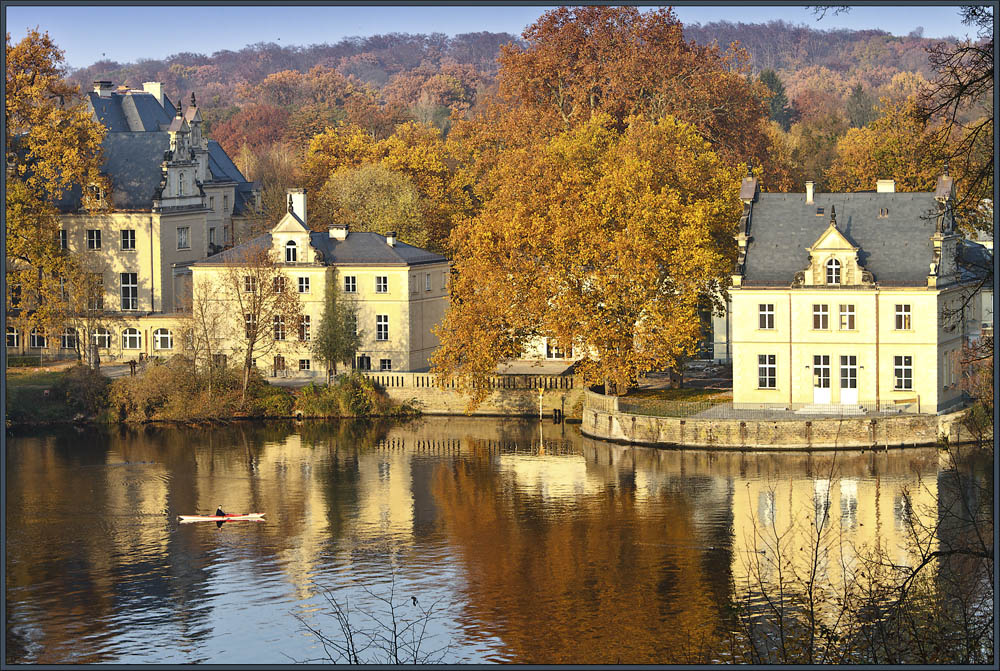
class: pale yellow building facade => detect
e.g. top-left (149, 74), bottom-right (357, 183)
top-left (730, 175), bottom-right (987, 414)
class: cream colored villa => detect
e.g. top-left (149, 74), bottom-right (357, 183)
top-left (190, 190), bottom-right (450, 378)
top-left (6, 80), bottom-right (258, 362)
top-left (730, 173), bottom-right (989, 414)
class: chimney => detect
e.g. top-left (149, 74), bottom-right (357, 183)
top-left (386, 231), bottom-right (397, 247)
top-left (876, 179), bottom-right (896, 193)
top-left (805, 181), bottom-right (815, 204)
top-left (287, 188), bottom-right (306, 225)
top-left (329, 224), bottom-right (348, 240)
top-left (94, 80), bottom-right (114, 97)
top-left (142, 82), bottom-right (165, 109)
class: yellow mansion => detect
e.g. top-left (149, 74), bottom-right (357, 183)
top-left (729, 174), bottom-right (989, 414)
top-left (190, 190), bottom-right (450, 377)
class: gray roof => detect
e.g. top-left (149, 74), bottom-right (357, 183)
top-left (86, 91), bottom-right (175, 132)
top-left (56, 132), bottom-right (170, 211)
top-left (199, 231), bottom-right (448, 267)
top-left (207, 141), bottom-right (256, 214)
top-left (743, 192), bottom-right (942, 287)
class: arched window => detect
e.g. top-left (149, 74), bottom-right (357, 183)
top-left (826, 258), bottom-right (841, 285)
top-left (92, 327), bottom-right (112, 348)
top-left (29, 328), bottom-right (47, 349)
top-left (61, 328), bottom-right (78, 350)
top-left (122, 328), bottom-right (142, 350)
top-left (285, 240), bottom-right (298, 263)
top-left (6, 327), bottom-right (19, 348)
top-left (153, 328), bottom-right (173, 350)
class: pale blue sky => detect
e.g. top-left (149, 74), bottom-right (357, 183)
top-left (5, 4), bottom-right (978, 70)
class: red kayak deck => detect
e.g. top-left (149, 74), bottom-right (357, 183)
top-left (178, 513), bottom-right (265, 522)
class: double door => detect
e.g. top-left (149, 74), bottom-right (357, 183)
top-left (812, 354), bottom-right (858, 404)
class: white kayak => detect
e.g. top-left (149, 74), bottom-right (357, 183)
top-left (178, 513), bottom-right (265, 522)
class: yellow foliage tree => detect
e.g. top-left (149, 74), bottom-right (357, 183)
top-left (433, 114), bottom-right (743, 403)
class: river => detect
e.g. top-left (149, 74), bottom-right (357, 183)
top-left (5, 417), bottom-right (992, 664)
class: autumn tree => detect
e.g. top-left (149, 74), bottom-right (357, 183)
top-left (433, 114), bottom-right (743, 404)
top-left (211, 103), bottom-right (289, 156)
top-left (213, 246), bottom-right (302, 401)
top-left (6, 30), bottom-right (108, 346)
top-left (317, 164), bottom-right (426, 246)
top-left (312, 285), bottom-right (361, 382)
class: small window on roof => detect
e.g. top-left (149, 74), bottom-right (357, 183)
top-left (816, 207), bottom-right (825, 216)
top-left (878, 207), bottom-right (889, 217)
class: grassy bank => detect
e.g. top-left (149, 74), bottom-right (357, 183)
top-left (6, 358), bottom-right (418, 426)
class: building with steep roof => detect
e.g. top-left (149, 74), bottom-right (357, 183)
top-left (190, 190), bottom-right (450, 377)
top-left (6, 81), bottom-right (260, 363)
top-left (728, 174), bottom-right (989, 414)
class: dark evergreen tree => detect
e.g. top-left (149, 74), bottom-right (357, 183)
top-left (759, 69), bottom-right (792, 130)
top-left (845, 84), bottom-right (877, 128)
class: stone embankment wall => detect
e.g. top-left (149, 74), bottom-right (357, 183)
top-left (362, 372), bottom-right (585, 417)
top-left (582, 390), bottom-right (977, 449)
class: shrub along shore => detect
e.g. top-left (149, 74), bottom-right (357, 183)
top-left (5, 359), bottom-right (418, 427)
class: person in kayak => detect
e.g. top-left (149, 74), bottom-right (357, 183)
top-left (216, 505), bottom-right (226, 517)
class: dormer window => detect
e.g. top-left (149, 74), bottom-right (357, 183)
top-left (285, 240), bottom-right (298, 263)
top-left (826, 258), bottom-right (841, 285)
top-left (816, 207), bottom-right (824, 216)
top-left (878, 207), bottom-right (889, 217)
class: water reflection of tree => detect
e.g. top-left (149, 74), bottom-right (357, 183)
top-left (430, 458), bottom-right (725, 663)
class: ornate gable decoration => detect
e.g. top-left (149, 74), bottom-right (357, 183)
top-left (793, 205), bottom-right (874, 287)
top-left (271, 197), bottom-right (313, 264)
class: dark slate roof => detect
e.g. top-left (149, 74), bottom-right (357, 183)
top-left (56, 132), bottom-right (170, 211)
top-left (207, 140), bottom-right (256, 214)
top-left (743, 193), bottom-right (941, 287)
top-left (198, 231), bottom-right (448, 267)
top-left (959, 239), bottom-right (994, 288)
top-left (86, 91), bottom-right (175, 132)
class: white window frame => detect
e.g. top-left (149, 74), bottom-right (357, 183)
top-left (87, 229), bottom-right (101, 250)
top-left (120, 272), bottom-right (138, 311)
top-left (380, 358), bottom-right (392, 371)
top-left (88, 274), bottom-right (105, 311)
top-left (285, 240), bottom-right (298, 263)
top-left (839, 304), bottom-right (855, 330)
top-left (298, 276), bottom-right (310, 293)
top-left (298, 359), bottom-right (311, 371)
top-left (243, 276), bottom-right (257, 293)
top-left (153, 328), bottom-right (173, 350)
top-left (273, 276), bottom-right (287, 293)
top-left (273, 315), bottom-right (286, 341)
top-left (29, 329), bottom-right (47, 349)
top-left (758, 354), bottom-right (776, 389)
top-left (376, 314), bottom-right (388, 341)
top-left (245, 313), bottom-right (256, 339)
top-left (58, 230), bottom-right (67, 250)
top-left (61, 328), bottom-right (78, 350)
top-left (812, 304), bottom-right (829, 330)
top-left (375, 276), bottom-right (388, 294)
top-left (893, 355), bottom-right (913, 390)
top-left (92, 328), bottom-right (111, 348)
top-left (895, 304), bottom-right (911, 330)
top-left (344, 275), bottom-right (357, 293)
top-left (122, 328), bottom-right (142, 350)
top-left (299, 315), bottom-right (311, 341)
top-left (177, 226), bottom-right (190, 250)
top-left (758, 304), bottom-right (774, 330)
top-left (425, 272), bottom-right (432, 291)
top-left (6, 327), bottom-right (19, 348)
top-left (825, 258), bottom-right (841, 285)
top-left (121, 229), bottom-right (136, 251)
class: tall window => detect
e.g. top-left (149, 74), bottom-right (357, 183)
top-left (375, 276), bottom-right (388, 293)
top-left (893, 355), bottom-right (913, 390)
top-left (298, 277), bottom-right (310, 293)
top-left (895, 304), bottom-right (911, 330)
top-left (223, 194), bottom-right (229, 212)
top-left (58, 230), bottom-right (67, 249)
top-left (839, 304), bottom-right (855, 330)
top-left (299, 315), bottom-right (311, 341)
top-left (758, 304), bottom-right (775, 330)
top-left (87, 229), bottom-right (101, 250)
top-left (826, 258), bottom-right (841, 284)
top-left (209, 196), bottom-right (215, 210)
top-left (61, 328), bottom-right (78, 350)
top-left (153, 328), bottom-right (173, 350)
top-left (758, 354), bottom-right (776, 388)
top-left (92, 328), bottom-right (111, 348)
top-left (244, 313), bottom-right (256, 338)
top-left (344, 276), bottom-right (357, 293)
top-left (243, 276), bottom-right (257, 293)
top-left (6, 327), bottom-right (19, 348)
top-left (812, 304), bottom-right (829, 330)
top-left (122, 328), bottom-right (141, 349)
top-left (120, 272), bottom-right (138, 310)
top-left (209, 227), bottom-right (216, 246)
top-left (356, 355), bottom-right (371, 371)
top-left (347, 313), bottom-right (358, 336)
top-left (273, 276), bottom-right (287, 293)
top-left (376, 315), bottom-right (388, 341)
top-left (177, 227), bottom-right (190, 250)
top-left (425, 272), bottom-right (432, 291)
top-left (88, 274), bottom-right (104, 311)
top-left (121, 229), bottom-right (135, 251)
top-left (285, 240), bottom-right (297, 263)
top-left (29, 328), bottom-right (47, 349)
top-left (273, 315), bottom-right (286, 341)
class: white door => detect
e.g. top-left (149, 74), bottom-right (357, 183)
top-left (840, 355), bottom-right (858, 405)
top-left (813, 355), bottom-right (831, 404)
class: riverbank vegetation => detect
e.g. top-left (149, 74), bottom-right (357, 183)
top-left (5, 358), bottom-right (416, 426)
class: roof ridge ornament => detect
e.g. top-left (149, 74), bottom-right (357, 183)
top-left (287, 193), bottom-right (294, 213)
top-left (190, 91), bottom-right (196, 107)
top-left (830, 204), bottom-right (837, 229)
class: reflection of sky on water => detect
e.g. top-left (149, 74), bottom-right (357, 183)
top-left (4, 419), bottom-right (970, 664)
